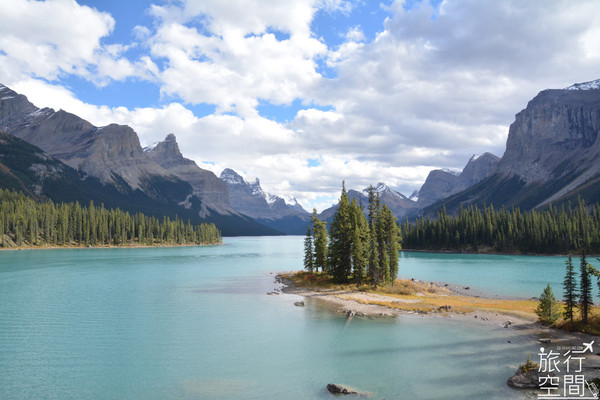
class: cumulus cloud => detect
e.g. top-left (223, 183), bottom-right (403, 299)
top-left (0, 0), bottom-right (153, 86)
top-left (4, 0), bottom-right (600, 212)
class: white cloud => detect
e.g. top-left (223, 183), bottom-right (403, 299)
top-left (0, 0), bottom-right (153, 86)
top-left (5, 0), bottom-right (600, 212)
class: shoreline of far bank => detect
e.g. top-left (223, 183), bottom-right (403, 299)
top-left (0, 242), bottom-right (223, 252)
top-left (401, 248), bottom-right (600, 258)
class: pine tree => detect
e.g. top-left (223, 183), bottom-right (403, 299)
top-left (535, 284), bottom-right (560, 324)
top-left (562, 255), bottom-right (578, 325)
top-left (368, 188), bottom-right (380, 286)
top-left (303, 226), bottom-right (314, 273)
top-left (383, 205), bottom-right (400, 285)
top-left (350, 199), bottom-right (368, 286)
top-left (328, 182), bottom-right (353, 283)
top-left (311, 209), bottom-right (328, 273)
top-left (579, 251), bottom-right (593, 325)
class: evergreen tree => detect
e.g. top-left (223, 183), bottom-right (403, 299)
top-left (562, 255), bottom-right (578, 325)
top-left (303, 226), bottom-right (314, 273)
top-left (0, 189), bottom-right (222, 248)
top-left (535, 284), bottom-right (560, 324)
top-left (579, 251), bottom-right (593, 325)
top-left (328, 182), bottom-right (353, 283)
top-left (382, 205), bottom-right (400, 285)
top-left (311, 209), bottom-right (328, 273)
top-left (350, 199), bottom-right (368, 286)
top-left (368, 189), bottom-right (381, 286)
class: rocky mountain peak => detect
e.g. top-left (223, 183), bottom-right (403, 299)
top-left (220, 168), bottom-right (245, 185)
top-left (144, 133), bottom-right (184, 163)
top-left (144, 134), bottom-right (230, 207)
top-left (416, 152), bottom-right (499, 207)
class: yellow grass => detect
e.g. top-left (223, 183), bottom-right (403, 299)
top-left (282, 271), bottom-right (600, 330)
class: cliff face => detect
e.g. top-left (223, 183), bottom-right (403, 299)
top-left (499, 86), bottom-right (600, 185)
top-left (0, 84), bottom-right (167, 191)
top-left (421, 79), bottom-right (600, 214)
top-left (145, 134), bottom-right (230, 207)
top-left (417, 169), bottom-right (460, 207)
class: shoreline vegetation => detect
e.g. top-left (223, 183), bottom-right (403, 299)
top-left (403, 200), bottom-right (600, 255)
top-left (278, 271), bottom-right (600, 335)
top-left (0, 189), bottom-right (222, 249)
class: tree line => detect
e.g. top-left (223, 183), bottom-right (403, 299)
top-left (0, 189), bottom-right (222, 248)
top-left (403, 200), bottom-right (600, 254)
top-left (536, 252), bottom-right (599, 329)
top-left (304, 184), bottom-right (400, 286)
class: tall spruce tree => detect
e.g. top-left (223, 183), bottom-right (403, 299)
top-left (579, 251), bottom-right (593, 324)
top-left (382, 205), bottom-right (400, 285)
top-left (367, 185), bottom-right (380, 285)
top-left (562, 255), bottom-right (578, 325)
top-left (303, 226), bottom-right (314, 273)
top-left (350, 198), bottom-right (369, 286)
top-left (311, 209), bottom-right (328, 273)
top-left (328, 182), bottom-right (353, 283)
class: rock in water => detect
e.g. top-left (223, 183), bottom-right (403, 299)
top-left (507, 369), bottom-right (557, 389)
top-left (326, 383), bottom-right (359, 395)
top-left (294, 301), bottom-right (305, 307)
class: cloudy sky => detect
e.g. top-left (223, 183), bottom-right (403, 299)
top-left (1, 0), bottom-right (599, 211)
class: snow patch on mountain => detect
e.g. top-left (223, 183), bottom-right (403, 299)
top-left (565, 79), bottom-right (600, 91)
top-left (442, 168), bottom-right (461, 176)
top-left (143, 142), bottom-right (159, 152)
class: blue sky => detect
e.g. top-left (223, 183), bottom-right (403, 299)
top-left (1, 0), bottom-right (599, 211)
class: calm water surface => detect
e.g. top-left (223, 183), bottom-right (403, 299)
top-left (0, 237), bottom-right (558, 399)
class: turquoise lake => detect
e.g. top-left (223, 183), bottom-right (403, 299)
top-left (0, 236), bottom-right (570, 399)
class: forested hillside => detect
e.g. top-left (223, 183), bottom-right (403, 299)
top-left (403, 200), bottom-right (600, 254)
top-left (0, 189), bottom-right (222, 248)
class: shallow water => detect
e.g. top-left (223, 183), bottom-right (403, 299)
top-left (0, 237), bottom-right (550, 399)
top-left (400, 251), bottom-right (570, 299)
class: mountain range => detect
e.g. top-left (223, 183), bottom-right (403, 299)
top-left (1, 78), bottom-right (600, 234)
top-left (420, 79), bottom-right (600, 216)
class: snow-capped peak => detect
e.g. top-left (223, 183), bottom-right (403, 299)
top-left (220, 168), bottom-right (245, 185)
top-left (362, 182), bottom-right (403, 199)
top-left (565, 79), bottom-right (600, 91)
top-left (442, 168), bottom-right (461, 176)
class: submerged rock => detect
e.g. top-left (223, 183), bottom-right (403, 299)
top-left (326, 383), bottom-right (359, 395)
top-left (294, 301), bottom-right (305, 307)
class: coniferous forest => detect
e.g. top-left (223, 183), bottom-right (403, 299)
top-left (0, 189), bottom-right (222, 248)
top-left (402, 200), bottom-right (600, 255)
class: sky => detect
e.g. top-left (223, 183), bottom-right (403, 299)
top-left (1, 0), bottom-right (600, 212)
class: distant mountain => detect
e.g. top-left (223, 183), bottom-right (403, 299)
top-left (220, 168), bottom-right (310, 234)
top-left (0, 83), bottom-right (278, 236)
top-left (422, 78), bottom-right (600, 214)
top-left (319, 182), bottom-right (418, 222)
top-left (416, 153), bottom-right (500, 207)
top-left (144, 134), bottom-right (231, 213)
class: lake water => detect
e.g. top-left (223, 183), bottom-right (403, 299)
top-left (0, 236), bottom-right (567, 399)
